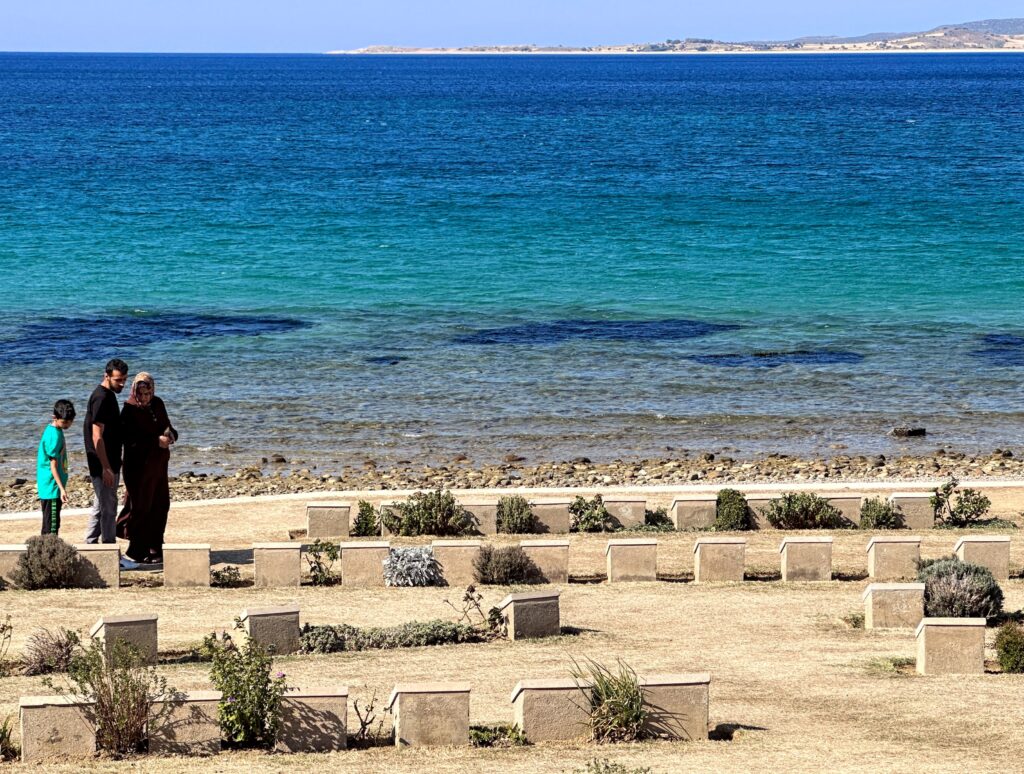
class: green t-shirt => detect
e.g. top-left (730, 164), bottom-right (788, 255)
top-left (36, 424), bottom-right (68, 500)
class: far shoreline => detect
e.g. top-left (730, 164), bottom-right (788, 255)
top-left (326, 48), bottom-right (1024, 56)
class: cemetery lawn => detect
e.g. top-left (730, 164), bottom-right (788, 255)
top-left (0, 495), bottom-right (1022, 772)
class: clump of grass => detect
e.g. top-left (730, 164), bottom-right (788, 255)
top-left (859, 498), bottom-right (906, 529)
top-left (864, 655), bottom-right (915, 678)
top-left (473, 545), bottom-right (543, 585)
top-left (994, 621), bottom-right (1024, 673)
top-left (470, 723), bottom-right (528, 747)
top-left (714, 489), bottom-right (754, 531)
top-left (22, 627), bottom-right (80, 676)
top-left (0, 715), bottom-right (18, 762)
top-left (496, 495), bottom-right (537, 534)
top-left (576, 761), bottom-right (652, 774)
top-left (570, 657), bottom-right (649, 743)
top-left (763, 492), bottom-right (854, 530)
top-left (841, 611), bottom-right (865, 630)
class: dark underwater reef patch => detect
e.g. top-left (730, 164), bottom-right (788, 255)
top-left (970, 334), bottom-right (1024, 367)
top-left (364, 355), bottom-right (409, 365)
top-left (687, 350), bottom-right (865, 368)
top-left (453, 318), bottom-right (742, 345)
top-left (0, 312), bottom-right (308, 364)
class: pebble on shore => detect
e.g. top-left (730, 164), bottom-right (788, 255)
top-left (1, 449), bottom-right (1021, 513)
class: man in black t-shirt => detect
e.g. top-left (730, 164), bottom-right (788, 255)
top-left (83, 358), bottom-right (128, 545)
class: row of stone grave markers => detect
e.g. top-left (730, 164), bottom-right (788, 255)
top-left (19, 672), bottom-right (712, 761)
top-left (19, 596), bottom-right (713, 762)
top-left (0, 534), bottom-right (1013, 589)
top-left (305, 489), bottom-right (945, 537)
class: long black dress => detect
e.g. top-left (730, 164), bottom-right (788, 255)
top-left (117, 396), bottom-right (178, 561)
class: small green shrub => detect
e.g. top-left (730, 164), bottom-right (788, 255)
top-left (44, 638), bottom-right (180, 757)
top-left (576, 761), bottom-right (652, 774)
top-left (570, 495), bottom-right (619, 532)
top-left (0, 715), bottom-right (18, 762)
top-left (570, 657), bottom-right (649, 743)
top-left (917, 557), bottom-right (1003, 618)
top-left (305, 539), bottom-right (339, 586)
top-left (383, 546), bottom-right (444, 587)
top-left (381, 488), bottom-right (476, 536)
top-left (352, 500), bottom-right (381, 537)
top-left (470, 723), bottom-right (528, 747)
top-left (299, 620), bottom-right (480, 654)
top-left (714, 489), bottom-right (754, 531)
top-left (994, 621), bottom-right (1024, 673)
top-left (762, 492), bottom-right (853, 530)
top-left (496, 495), bottom-right (537, 534)
top-left (11, 534), bottom-right (79, 590)
top-left (22, 627), bottom-right (80, 676)
top-left (931, 475), bottom-right (991, 528)
top-left (643, 507), bottom-right (674, 530)
top-left (211, 565), bottom-right (244, 588)
top-left (473, 545), bottom-right (543, 585)
top-left (859, 498), bottom-right (906, 529)
top-left (208, 635), bottom-right (287, 748)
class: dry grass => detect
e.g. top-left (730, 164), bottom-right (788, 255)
top-left (0, 493), bottom-right (1022, 772)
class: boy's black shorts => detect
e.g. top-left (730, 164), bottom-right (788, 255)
top-left (41, 498), bottom-right (61, 535)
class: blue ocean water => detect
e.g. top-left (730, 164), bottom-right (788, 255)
top-left (2, 53), bottom-right (1024, 474)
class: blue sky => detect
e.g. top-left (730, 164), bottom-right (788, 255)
top-left (2, 1), bottom-right (1022, 52)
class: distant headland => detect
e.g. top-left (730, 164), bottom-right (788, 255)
top-left (329, 17), bottom-right (1024, 54)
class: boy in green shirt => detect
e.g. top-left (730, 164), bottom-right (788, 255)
top-left (36, 399), bottom-right (76, 535)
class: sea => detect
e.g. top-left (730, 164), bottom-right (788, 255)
top-left (2, 52), bottom-right (1024, 476)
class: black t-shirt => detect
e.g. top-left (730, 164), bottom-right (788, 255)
top-left (83, 385), bottom-right (123, 476)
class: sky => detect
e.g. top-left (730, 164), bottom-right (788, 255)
top-left (1, 1), bottom-right (1022, 53)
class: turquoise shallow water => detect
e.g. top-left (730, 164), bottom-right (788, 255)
top-left (2, 53), bottom-right (1024, 474)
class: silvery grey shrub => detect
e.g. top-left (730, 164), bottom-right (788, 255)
top-left (383, 546), bottom-right (444, 587)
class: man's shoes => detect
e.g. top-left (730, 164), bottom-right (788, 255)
top-left (119, 557), bottom-right (141, 570)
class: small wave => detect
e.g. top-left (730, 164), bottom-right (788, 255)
top-left (453, 318), bottom-right (742, 346)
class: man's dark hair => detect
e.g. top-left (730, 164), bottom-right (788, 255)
top-left (105, 358), bottom-right (128, 376)
top-left (53, 399), bottom-right (76, 421)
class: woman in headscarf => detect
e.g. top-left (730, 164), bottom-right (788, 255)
top-left (117, 372), bottom-right (178, 563)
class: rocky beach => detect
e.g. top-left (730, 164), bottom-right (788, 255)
top-left (3, 447), bottom-right (1021, 514)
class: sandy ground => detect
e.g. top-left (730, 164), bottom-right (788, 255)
top-left (1, 492), bottom-right (1022, 772)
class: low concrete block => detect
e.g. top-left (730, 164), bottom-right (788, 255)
top-left (461, 501), bottom-right (498, 535)
top-left (826, 494), bottom-right (864, 525)
top-left (744, 495), bottom-right (777, 529)
top-left (915, 618), bottom-right (986, 675)
top-left (306, 503), bottom-right (351, 539)
top-left (19, 696), bottom-right (96, 762)
top-left (640, 673), bottom-right (711, 740)
top-left (432, 540), bottom-right (482, 586)
top-left (74, 544), bottom-right (120, 588)
top-left (605, 539), bottom-right (657, 582)
top-left (862, 583), bottom-right (925, 629)
top-left (779, 537), bottom-right (832, 582)
top-left (511, 678), bottom-right (589, 742)
top-left (955, 536), bottom-right (1011, 580)
top-left (532, 500), bottom-right (571, 534)
top-left (162, 544), bottom-right (210, 588)
top-left (866, 536), bottom-right (921, 581)
top-left (670, 496), bottom-right (716, 530)
top-left (277, 687), bottom-right (349, 752)
top-left (497, 590), bottom-right (560, 640)
top-left (519, 540), bottom-right (569, 583)
top-left (603, 498), bottom-right (647, 528)
top-left (387, 683), bottom-right (471, 747)
top-left (340, 541), bottom-right (389, 587)
top-left (693, 538), bottom-right (746, 583)
top-left (889, 492), bottom-right (935, 530)
top-left (240, 605), bottom-right (300, 655)
top-left (253, 542), bottom-right (301, 588)
top-left (149, 691), bottom-right (221, 756)
top-left (0, 544), bottom-right (27, 587)
top-left (89, 614), bottom-right (158, 664)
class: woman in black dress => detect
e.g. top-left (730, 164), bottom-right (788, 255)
top-left (117, 372), bottom-right (178, 563)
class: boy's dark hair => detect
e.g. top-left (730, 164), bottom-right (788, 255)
top-left (53, 400), bottom-right (76, 421)
top-left (105, 358), bottom-right (128, 375)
